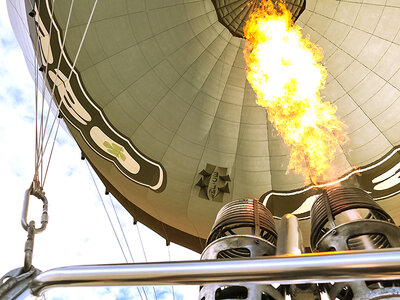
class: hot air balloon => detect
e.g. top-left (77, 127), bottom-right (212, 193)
top-left (4, 0), bottom-right (400, 298)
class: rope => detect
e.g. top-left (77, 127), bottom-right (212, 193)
top-left (69, 0), bottom-right (98, 75)
top-left (86, 162), bottom-right (145, 300)
top-left (33, 0), bottom-right (75, 192)
top-left (42, 118), bottom-right (60, 186)
top-left (38, 0), bottom-right (55, 150)
top-left (109, 195), bottom-right (135, 262)
top-left (135, 223), bottom-right (158, 300)
top-left (35, 0), bottom-right (74, 175)
top-left (38, 0), bottom-right (56, 181)
top-left (167, 245), bottom-right (176, 300)
top-left (32, 3), bottom-right (157, 298)
top-left (109, 195), bottom-right (150, 299)
top-left (40, 0), bottom-right (99, 188)
top-left (86, 161), bottom-right (128, 262)
top-left (33, 2), bottom-right (40, 180)
top-left (36, 0), bottom-right (97, 188)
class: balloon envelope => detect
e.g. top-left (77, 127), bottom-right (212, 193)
top-left (8, 0), bottom-right (400, 252)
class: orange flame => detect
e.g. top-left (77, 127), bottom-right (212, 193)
top-left (244, 0), bottom-right (347, 184)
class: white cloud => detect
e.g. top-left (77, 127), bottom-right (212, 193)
top-left (44, 285), bottom-right (197, 300)
top-left (0, 1), bottom-right (200, 299)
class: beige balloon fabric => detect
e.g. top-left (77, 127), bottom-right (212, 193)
top-left (8, 0), bottom-right (400, 252)
top-left (299, 0), bottom-right (400, 168)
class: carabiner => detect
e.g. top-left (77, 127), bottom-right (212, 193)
top-left (21, 184), bottom-right (48, 233)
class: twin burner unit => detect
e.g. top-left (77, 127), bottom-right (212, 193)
top-left (199, 187), bottom-right (400, 300)
top-left (205, 4), bottom-right (397, 298)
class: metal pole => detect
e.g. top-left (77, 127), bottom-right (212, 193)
top-left (276, 214), bottom-right (303, 255)
top-left (31, 248), bottom-right (400, 295)
top-left (276, 214), bottom-right (305, 299)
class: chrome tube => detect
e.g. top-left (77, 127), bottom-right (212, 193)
top-left (31, 248), bottom-right (400, 295)
top-left (276, 214), bottom-right (303, 255)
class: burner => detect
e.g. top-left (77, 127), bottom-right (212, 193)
top-left (310, 187), bottom-right (400, 299)
top-left (199, 199), bottom-right (282, 300)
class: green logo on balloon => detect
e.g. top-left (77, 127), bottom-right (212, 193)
top-left (103, 141), bottom-right (126, 162)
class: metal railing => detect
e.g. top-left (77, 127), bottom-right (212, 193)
top-left (29, 248), bottom-right (400, 295)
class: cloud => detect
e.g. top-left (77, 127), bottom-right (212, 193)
top-left (44, 285), bottom-right (197, 300)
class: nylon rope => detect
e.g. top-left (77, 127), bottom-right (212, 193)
top-left (38, 0), bottom-right (47, 185)
top-left (135, 223), bottom-right (158, 300)
top-left (33, 2), bottom-right (166, 299)
top-left (39, 0), bottom-right (98, 188)
top-left (42, 118), bottom-right (60, 186)
top-left (39, 0), bottom-right (74, 139)
top-left (38, 0), bottom-right (56, 181)
top-left (68, 0), bottom-right (98, 76)
top-left (30, 3), bottom-right (147, 299)
top-left (41, 0), bottom-right (94, 146)
top-left (85, 161), bottom-right (145, 300)
top-left (86, 160), bottom-right (128, 262)
top-left (34, 0), bottom-right (74, 188)
top-left (109, 195), bottom-right (149, 300)
top-left (33, 0), bottom-right (40, 182)
top-left (27, 0), bottom-right (34, 10)
top-left (167, 245), bottom-right (176, 300)
top-left (108, 195), bottom-right (135, 262)
top-left (29, 2), bottom-right (152, 299)
top-left (37, 0), bottom-right (45, 185)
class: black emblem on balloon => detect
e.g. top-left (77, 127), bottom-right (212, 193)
top-left (196, 164), bottom-right (231, 202)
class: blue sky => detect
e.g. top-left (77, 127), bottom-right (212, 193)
top-left (0, 1), bottom-right (199, 299)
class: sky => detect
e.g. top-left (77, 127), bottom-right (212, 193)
top-left (0, 1), bottom-right (200, 299)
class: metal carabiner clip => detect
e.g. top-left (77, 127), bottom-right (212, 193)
top-left (21, 184), bottom-right (48, 233)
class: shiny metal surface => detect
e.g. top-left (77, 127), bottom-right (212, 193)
top-left (199, 200), bottom-right (280, 299)
top-left (200, 235), bottom-right (276, 260)
top-left (21, 185), bottom-right (48, 233)
top-left (23, 221), bottom-right (35, 272)
top-left (199, 283), bottom-right (283, 300)
top-left (276, 214), bottom-right (303, 255)
top-left (0, 266), bottom-right (41, 300)
top-left (310, 187), bottom-right (393, 251)
top-left (277, 214), bottom-right (322, 299)
top-left (310, 187), bottom-right (400, 299)
top-left (199, 235), bottom-right (280, 299)
top-left (31, 248), bottom-right (400, 295)
top-left (206, 199), bottom-right (277, 246)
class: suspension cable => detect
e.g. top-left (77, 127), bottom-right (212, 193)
top-left (36, 0), bottom-right (97, 188)
top-left (135, 223), bottom-right (148, 262)
top-left (42, 119), bottom-right (60, 186)
top-left (135, 223), bottom-right (159, 300)
top-left (167, 245), bottom-right (176, 300)
top-left (37, 0), bottom-right (56, 183)
top-left (108, 195), bottom-right (135, 262)
top-left (38, 0), bottom-right (73, 133)
top-left (86, 161), bottom-right (145, 300)
top-left (39, 0), bottom-right (70, 149)
top-left (109, 195), bottom-right (150, 299)
top-left (30, 3), bottom-right (154, 299)
top-left (34, 0), bottom-right (74, 189)
top-left (33, 0), bottom-right (40, 183)
top-left (86, 161), bottom-right (128, 263)
top-left (40, 0), bottom-right (99, 189)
